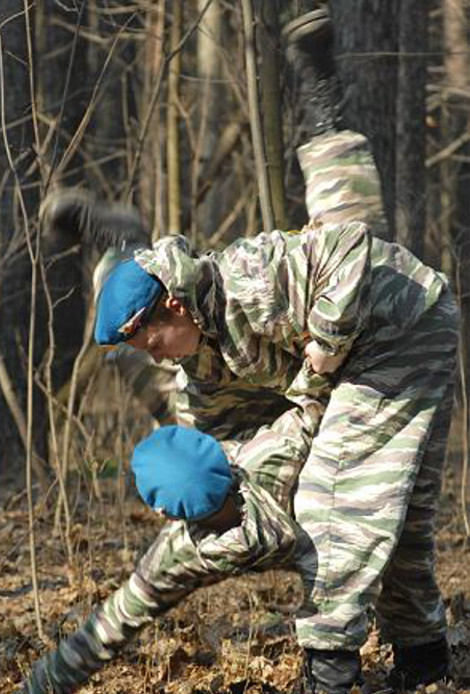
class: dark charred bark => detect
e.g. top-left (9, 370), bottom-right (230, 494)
top-left (330, 0), bottom-right (400, 240)
top-left (394, 0), bottom-right (429, 259)
top-left (36, 0), bottom-right (88, 394)
top-left (0, 1), bottom-right (46, 475)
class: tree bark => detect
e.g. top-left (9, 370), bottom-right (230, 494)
top-left (139, 1), bottom-right (165, 239)
top-left (394, 0), bottom-right (429, 258)
top-left (36, 0), bottom-right (87, 394)
top-left (194, 0), bottom-right (224, 239)
top-left (241, 0), bottom-right (274, 232)
top-left (331, 0), bottom-right (399, 240)
top-left (167, 0), bottom-right (182, 235)
top-left (442, 0), bottom-right (470, 450)
top-left (257, 0), bottom-right (286, 229)
top-left (0, 1), bottom-right (47, 476)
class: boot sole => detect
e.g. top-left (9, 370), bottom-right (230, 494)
top-left (282, 8), bottom-right (331, 44)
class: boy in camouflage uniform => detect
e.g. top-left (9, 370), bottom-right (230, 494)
top-left (38, 6), bottom-right (459, 693)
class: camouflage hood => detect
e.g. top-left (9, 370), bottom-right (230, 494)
top-left (135, 235), bottom-right (226, 339)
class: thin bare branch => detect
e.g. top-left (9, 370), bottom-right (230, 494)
top-left (240, 0), bottom-right (274, 232)
top-left (167, 0), bottom-right (182, 234)
top-left (23, 0), bottom-right (45, 188)
top-left (46, 0), bottom-right (86, 190)
top-left (56, 303), bottom-right (96, 532)
top-left (124, 0), bottom-right (215, 201)
top-left (426, 131), bottom-right (470, 168)
top-left (53, 13), bottom-right (134, 181)
top-left (40, 257), bottom-right (74, 563)
top-left (0, 24), bottom-right (44, 639)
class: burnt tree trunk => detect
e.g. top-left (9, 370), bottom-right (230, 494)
top-left (394, 0), bottom-right (429, 259)
top-left (36, 1), bottom-right (88, 393)
top-left (330, 0), bottom-right (400, 241)
top-left (257, 0), bottom-right (287, 229)
top-left (442, 0), bottom-right (470, 439)
top-left (331, 1), bottom-right (430, 255)
top-left (0, 1), bottom-right (46, 478)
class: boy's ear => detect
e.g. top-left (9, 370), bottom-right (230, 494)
top-left (165, 296), bottom-right (186, 315)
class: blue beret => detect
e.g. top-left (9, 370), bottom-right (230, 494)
top-left (131, 426), bottom-right (232, 521)
top-left (94, 258), bottom-right (164, 345)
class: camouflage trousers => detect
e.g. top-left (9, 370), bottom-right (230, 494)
top-left (294, 130), bottom-right (459, 650)
top-left (294, 291), bottom-right (458, 650)
top-left (297, 129), bottom-right (389, 236)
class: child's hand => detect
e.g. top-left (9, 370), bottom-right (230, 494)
top-left (305, 340), bottom-right (347, 374)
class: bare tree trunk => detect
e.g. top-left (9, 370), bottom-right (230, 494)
top-left (443, 0), bottom-right (470, 524)
top-left (257, 0), bottom-right (286, 229)
top-left (331, 0), bottom-right (399, 240)
top-left (443, 0), bottom-right (468, 93)
top-left (241, 0), bottom-right (274, 232)
top-left (394, 0), bottom-right (429, 258)
top-left (442, 0), bottom-right (469, 339)
top-left (140, 1), bottom-right (165, 238)
top-left (194, 0), bottom-right (223, 239)
top-left (36, 0), bottom-right (87, 393)
top-left (197, 0), bottom-right (222, 160)
top-left (0, 1), bottom-right (47, 478)
top-left (0, 0), bottom-right (45, 637)
top-left (167, 0), bottom-right (182, 235)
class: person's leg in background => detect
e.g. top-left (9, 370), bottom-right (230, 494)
top-left (284, 2), bottom-right (389, 237)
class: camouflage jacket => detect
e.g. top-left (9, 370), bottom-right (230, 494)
top-left (24, 467), bottom-right (314, 694)
top-left (135, 224), bottom-right (448, 440)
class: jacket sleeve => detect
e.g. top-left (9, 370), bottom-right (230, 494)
top-left (192, 476), bottom-right (303, 575)
top-left (307, 221), bottom-right (372, 357)
top-left (23, 522), bottom-right (211, 694)
top-left (23, 570), bottom-right (164, 694)
top-left (232, 364), bottom-right (331, 510)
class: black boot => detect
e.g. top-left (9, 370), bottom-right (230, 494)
top-left (40, 188), bottom-right (151, 251)
top-left (387, 637), bottom-right (450, 691)
top-left (304, 647), bottom-right (362, 694)
top-left (282, 4), bottom-right (343, 137)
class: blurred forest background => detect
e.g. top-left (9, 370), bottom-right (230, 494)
top-left (0, 1), bottom-right (470, 692)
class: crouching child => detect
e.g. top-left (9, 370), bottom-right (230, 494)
top-left (22, 424), bottom-right (318, 694)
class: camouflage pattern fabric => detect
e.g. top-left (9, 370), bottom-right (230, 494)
top-left (297, 130), bottom-right (389, 238)
top-left (294, 288), bottom-right (458, 649)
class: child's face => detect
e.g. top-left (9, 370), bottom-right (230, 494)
top-left (194, 494), bottom-right (241, 533)
top-left (127, 297), bottom-right (201, 362)
top-left (158, 494), bottom-right (240, 533)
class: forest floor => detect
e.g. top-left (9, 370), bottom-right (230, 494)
top-left (1, 453), bottom-right (469, 694)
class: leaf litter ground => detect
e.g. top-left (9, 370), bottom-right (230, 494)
top-left (1, 458), bottom-right (469, 694)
